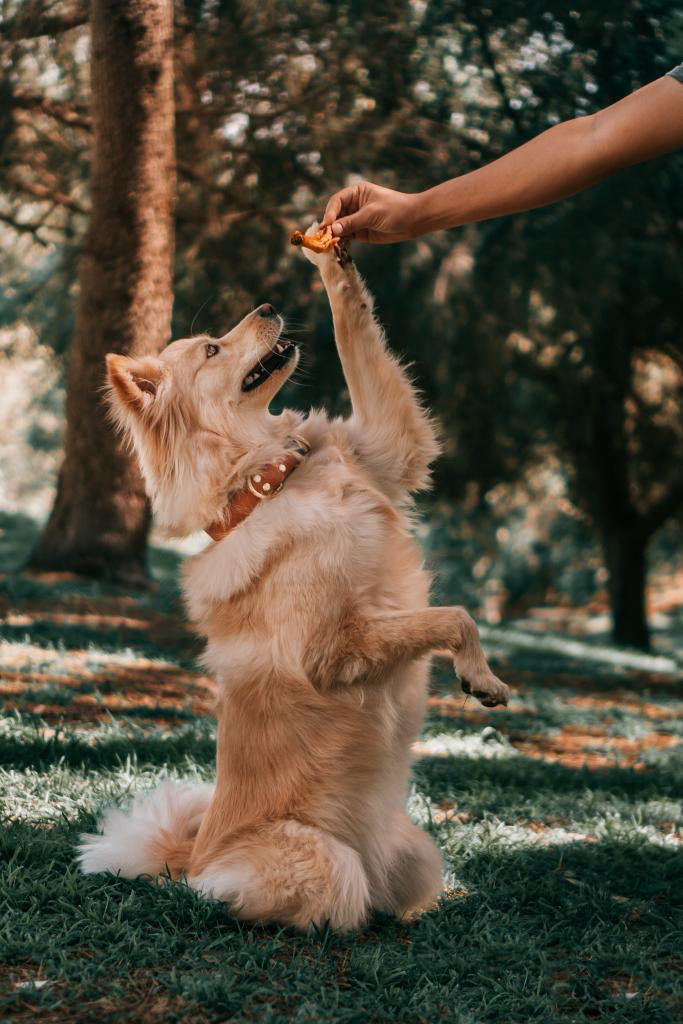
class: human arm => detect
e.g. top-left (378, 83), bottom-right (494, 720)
top-left (322, 74), bottom-right (683, 243)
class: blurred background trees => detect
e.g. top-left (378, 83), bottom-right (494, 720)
top-left (1, 0), bottom-right (681, 649)
top-left (26, 0), bottom-right (175, 585)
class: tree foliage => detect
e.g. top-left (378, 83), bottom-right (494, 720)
top-left (1, 0), bottom-right (682, 645)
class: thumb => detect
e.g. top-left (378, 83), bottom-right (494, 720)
top-left (330, 206), bottom-right (375, 238)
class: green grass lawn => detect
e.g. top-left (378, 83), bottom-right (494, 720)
top-left (1, 511), bottom-right (681, 1023)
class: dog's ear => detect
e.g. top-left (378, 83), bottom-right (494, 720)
top-left (106, 353), bottom-right (163, 413)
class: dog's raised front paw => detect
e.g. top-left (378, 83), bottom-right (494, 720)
top-left (297, 222), bottom-right (350, 269)
top-left (458, 669), bottom-right (510, 708)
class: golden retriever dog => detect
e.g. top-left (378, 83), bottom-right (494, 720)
top-left (78, 233), bottom-right (510, 931)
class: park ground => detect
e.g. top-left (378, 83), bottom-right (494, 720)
top-left (0, 510), bottom-right (681, 1023)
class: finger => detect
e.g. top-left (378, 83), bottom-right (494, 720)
top-left (330, 208), bottom-right (375, 238)
top-left (331, 216), bottom-right (409, 244)
top-left (322, 194), bottom-right (343, 226)
top-left (322, 185), bottom-right (359, 226)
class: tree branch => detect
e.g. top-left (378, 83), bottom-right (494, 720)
top-left (639, 478), bottom-right (683, 538)
top-left (9, 177), bottom-right (88, 215)
top-left (12, 91), bottom-right (91, 131)
top-left (1, 1), bottom-right (88, 42)
top-left (0, 210), bottom-right (49, 245)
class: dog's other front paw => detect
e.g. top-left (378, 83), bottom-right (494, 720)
top-left (458, 668), bottom-right (510, 708)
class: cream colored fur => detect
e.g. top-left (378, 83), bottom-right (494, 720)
top-left (78, 236), bottom-right (509, 931)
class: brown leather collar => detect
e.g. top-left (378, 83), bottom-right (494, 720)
top-left (205, 436), bottom-right (311, 542)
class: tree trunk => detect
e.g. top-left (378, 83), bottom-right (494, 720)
top-left (603, 529), bottom-right (650, 650)
top-left (28, 0), bottom-right (174, 586)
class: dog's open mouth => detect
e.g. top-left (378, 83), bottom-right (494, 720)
top-left (241, 341), bottom-right (297, 392)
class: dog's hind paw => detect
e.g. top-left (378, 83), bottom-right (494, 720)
top-left (458, 669), bottom-right (510, 708)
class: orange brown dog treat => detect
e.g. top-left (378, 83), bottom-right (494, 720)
top-left (290, 225), bottom-right (338, 253)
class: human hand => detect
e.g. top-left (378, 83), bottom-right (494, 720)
top-left (322, 181), bottom-right (423, 243)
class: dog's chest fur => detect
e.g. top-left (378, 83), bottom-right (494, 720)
top-left (183, 424), bottom-right (430, 689)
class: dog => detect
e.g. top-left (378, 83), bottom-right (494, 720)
top-left (78, 231), bottom-right (510, 931)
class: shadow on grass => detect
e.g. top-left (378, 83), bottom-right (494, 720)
top-left (3, 703), bottom-right (200, 727)
top-left (413, 751), bottom-right (683, 802)
top-left (1, 816), bottom-right (681, 1024)
top-left (0, 617), bottom-right (200, 664)
top-left (430, 656), bottom-right (683, 699)
top-left (1, 710), bottom-right (680, 794)
top-left (0, 720), bottom-right (216, 771)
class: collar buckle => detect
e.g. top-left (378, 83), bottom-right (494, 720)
top-left (205, 434), bottom-right (310, 542)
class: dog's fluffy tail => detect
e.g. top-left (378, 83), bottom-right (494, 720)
top-left (77, 780), bottom-right (214, 880)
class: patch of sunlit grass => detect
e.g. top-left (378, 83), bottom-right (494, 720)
top-left (0, 521), bottom-right (681, 1022)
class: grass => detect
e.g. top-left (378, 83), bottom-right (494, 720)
top-left (0, 511), bottom-right (681, 1022)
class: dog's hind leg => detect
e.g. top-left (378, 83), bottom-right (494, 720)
top-left (371, 816), bottom-right (443, 919)
top-left (188, 819), bottom-right (370, 932)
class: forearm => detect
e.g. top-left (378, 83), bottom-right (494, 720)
top-left (416, 117), bottom-right (604, 231)
top-left (415, 76), bottom-right (683, 234)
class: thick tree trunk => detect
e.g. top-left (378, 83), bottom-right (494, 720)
top-left (603, 529), bottom-right (650, 650)
top-left (29, 0), bottom-right (175, 585)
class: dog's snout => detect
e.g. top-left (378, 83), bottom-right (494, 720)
top-left (256, 303), bottom-right (277, 319)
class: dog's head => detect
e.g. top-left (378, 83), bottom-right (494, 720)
top-left (106, 304), bottom-right (299, 533)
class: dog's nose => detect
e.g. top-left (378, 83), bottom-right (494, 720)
top-left (256, 303), bottom-right (277, 319)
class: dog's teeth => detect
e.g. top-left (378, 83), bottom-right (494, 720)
top-left (276, 343), bottom-right (284, 353)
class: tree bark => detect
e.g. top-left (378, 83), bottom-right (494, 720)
top-left (29, 0), bottom-right (174, 586)
top-left (603, 529), bottom-right (650, 650)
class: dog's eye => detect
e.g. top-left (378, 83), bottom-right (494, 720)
top-left (206, 343), bottom-right (220, 359)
